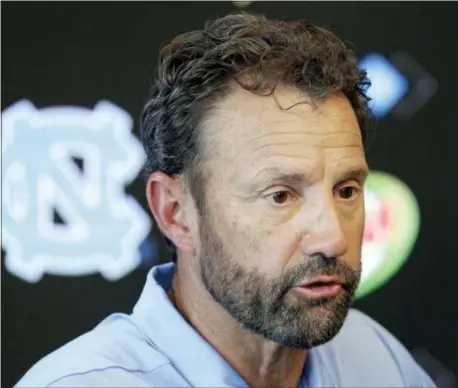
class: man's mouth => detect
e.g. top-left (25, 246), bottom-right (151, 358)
top-left (292, 276), bottom-right (344, 299)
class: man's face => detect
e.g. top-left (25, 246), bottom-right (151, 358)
top-left (195, 85), bottom-right (368, 349)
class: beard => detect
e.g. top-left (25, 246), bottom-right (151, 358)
top-left (198, 214), bottom-right (361, 349)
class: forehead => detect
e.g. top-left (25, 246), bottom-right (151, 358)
top-left (201, 84), bottom-right (366, 180)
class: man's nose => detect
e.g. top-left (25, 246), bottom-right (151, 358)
top-left (300, 200), bottom-right (348, 259)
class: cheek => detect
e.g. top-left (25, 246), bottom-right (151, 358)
top-left (341, 209), bottom-right (365, 268)
top-left (354, 206), bottom-right (366, 243)
top-left (340, 198), bottom-right (366, 238)
top-left (227, 213), bottom-right (301, 274)
top-left (208, 191), bottom-right (301, 273)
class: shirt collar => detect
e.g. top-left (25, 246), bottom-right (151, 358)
top-left (132, 263), bottom-right (320, 388)
top-left (132, 263), bottom-right (248, 387)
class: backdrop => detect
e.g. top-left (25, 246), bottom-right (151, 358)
top-left (2, 2), bottom-right (457, 387)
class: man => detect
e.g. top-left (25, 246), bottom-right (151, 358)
top-left (17, 13), bottom-right (435, 388)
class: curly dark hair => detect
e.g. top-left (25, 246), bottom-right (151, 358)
top-left (140, 12), bottom-right (371, 256)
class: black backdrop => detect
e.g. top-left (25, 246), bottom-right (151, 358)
top-left (2, 2), bottom-right (457, 387)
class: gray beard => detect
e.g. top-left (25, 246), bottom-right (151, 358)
top-left (198, 217), bottom-right (361, 349)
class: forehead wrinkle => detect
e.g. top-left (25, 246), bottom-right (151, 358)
top-left (321, 144), bottom-right (364, 150)
top-left (252, 153), bottom-right (317, 166)
top-left (239, 117), bottom-right (362, 145)
top-left (249, 155), bottom-right (321, 182)
top-left (333, 154), bottom-right (368, 165)
top-left (250, 117), bottom-right (360, 135)
top-left (246, 135), bottom-right (363, 160)
top-left (243, 131), bottom-right (310, 150)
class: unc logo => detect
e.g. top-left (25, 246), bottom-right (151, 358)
top-left (1, 100), bottom-right (151, 282)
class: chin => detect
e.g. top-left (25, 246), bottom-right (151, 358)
top-left (280, 319), bottom-right (347, 350)
top-left (250, 305), bottom-right (349, 350)
top-left (280, 302), bottom-right (351, 349)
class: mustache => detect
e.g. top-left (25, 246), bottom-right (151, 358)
top-left (274, 256), bottom-right (361, 296)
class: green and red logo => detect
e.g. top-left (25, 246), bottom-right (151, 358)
top-left (356, 171), bottom-right (420, 298)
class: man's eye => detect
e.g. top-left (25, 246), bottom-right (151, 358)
top-left (338, 186), bottom-right (359, 200)
top-left (268, 191), bottom-right (294, 205)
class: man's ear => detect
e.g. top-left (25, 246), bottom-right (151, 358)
top-left (146, 172), bottom-right (195, 255)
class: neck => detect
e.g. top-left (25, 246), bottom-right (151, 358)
top-left (169, 261), bottom-right (307, 388)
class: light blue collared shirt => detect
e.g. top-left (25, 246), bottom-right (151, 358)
top-left (17, 263), bottom-right (435, 387)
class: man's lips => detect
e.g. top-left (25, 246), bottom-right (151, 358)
top-left (292, 276), bottom-right (345, 299)
top-left (297, 275), bottom-right (344, 288)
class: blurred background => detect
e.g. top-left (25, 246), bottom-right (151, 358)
top-left (2, 2), bottom-right (457, 387)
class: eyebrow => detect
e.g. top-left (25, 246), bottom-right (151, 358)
top-left (337, 168), bottom-right (369, 184)
top-left (250, 166), bottom-right (369, 191)
top-left (250, 168), bottom-right (310, 191)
